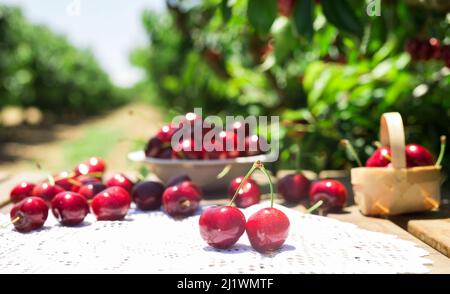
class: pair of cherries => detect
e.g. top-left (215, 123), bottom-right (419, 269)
top-left (131, 174), bottom-right (202, 218)
top-left (200, 161), bottom-right (290, 253)
top-left (366, 144), bottom-right (434, 167)
top-left (278, 173), bottom-right (348, 210)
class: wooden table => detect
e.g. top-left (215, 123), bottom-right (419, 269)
top-left (1, 171), bottom-right (450, 273)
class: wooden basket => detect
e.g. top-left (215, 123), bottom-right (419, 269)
top-left (351, 112), bottom-right (441, 216)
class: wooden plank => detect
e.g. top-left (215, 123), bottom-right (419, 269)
top-left (389, 203), bottom-right (450, 258)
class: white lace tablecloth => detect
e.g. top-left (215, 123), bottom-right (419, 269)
top-left (0, 202), bottom-right (431, 273)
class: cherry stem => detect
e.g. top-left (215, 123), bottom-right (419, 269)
top-left (257, 163), bottom-right (275, 208)
top-left (228, 162), bottom-right (258, 206)
top-left (1, 216), bottom-right (20, 228)
top-left (306, 200), bottom-right (324, 214)
top-left (295, 137), bottom-right (302, 173)
top-left (0, 198), bottom-right (11, 209)
top-left (340, 139), bottom-right (362, 167)
top-left (435, 135), bottom-right (446, 167)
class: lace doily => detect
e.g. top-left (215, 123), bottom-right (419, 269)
top-left (0, 202), bottom-right (431, 273)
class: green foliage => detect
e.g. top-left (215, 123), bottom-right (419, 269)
top-left (133, 0), bottom-right (449, 178)
top-left (0, 5), bottom-right (124, 116)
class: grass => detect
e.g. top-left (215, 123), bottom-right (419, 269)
top-left (62, 126), bottom-right (124, 169)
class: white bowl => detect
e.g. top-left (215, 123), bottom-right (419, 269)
top-left (127, 151), bottom-right (277, 191)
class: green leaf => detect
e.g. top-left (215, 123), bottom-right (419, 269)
top-left (321, 0), bottom-right (363, 39)
top-left (246, 0), bottom-right (277, 36)
top-left (292, 0), bottom-right (314, 41)
top-left (220, 0), bottom-right (232, 23)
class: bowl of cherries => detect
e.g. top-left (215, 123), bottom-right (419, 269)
top-left (128, 112), bottom-right (276, 191)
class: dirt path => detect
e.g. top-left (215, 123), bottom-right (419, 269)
top-left (0, 102), bottom-right (163, 175)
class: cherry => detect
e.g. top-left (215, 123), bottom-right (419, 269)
top-left (145, 136), bottom-right (164, 158)
top-left (32, 182), bottom-right (65, 203)
top-left (246, 207), bottom-right (290, 253)
top-left (365, 147), bottom-right (391, 167)
top-left (244, 135), bottom-right (268, 156)
top-left (199, 206), bottom-right (246, 249)
top-left (54, 171), bottom-right (79, 191)
top-left (227, 177), bottom-right (261, 208)
top-left (309, 179), bottom-right (347, 211)
top-left (405, 144), bottom-right (433, 167)
top-left (219, 131), bottom-right (240, 158)
top-left (10, 181), bottom-right (35, 203)
top-left (162, 184), bottom-right (201, 218)
top-left (203, 140), bottom-right (227, 160)
top-left (277, 0), bottom-right (295, 17)
top-left (233, 160), bottom-right (290, 253)
top-left (51, 192), bottom-right (89, 226)
top-left (91, 186), bottom-right (131, 221)
top-left (78, 182), bottom-right (107, 200)
top-left (156, 124), bottom-right (179, 143)
top-left (277, 173), bottom-right (311, 203)
top-left (74, 157), bottom-right (106, 178)
top-left (177, 181), bottom-right (202, 196)
top-left (10, 197), bottom-right (48, 233)
top-left (131, 181), bottom-right (165, 211)
top-left (166, 175), bottom-right (191, 187)
top-left (157, 148), bottom-right (175, 159)
top-left (173, 139), bottom-right (203, 160)
top-left (106, 173), bottom-right (134, 193)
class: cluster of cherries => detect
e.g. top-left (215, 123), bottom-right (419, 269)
top-left (145, 112), bottom-right (268, 160)
top-left (405, 37), bottom-right (450, 67)
top-left (366, 143), bottom-right (434, 167)
top-left (7, 157), bottom-right (203, 233)
top-left (229, 173), bottom-right (347, 212)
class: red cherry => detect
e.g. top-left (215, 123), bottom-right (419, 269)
top-left (54, 171), bottom-right (80, 191)
top-left (178, 181), bottom-right (202, 196)
top-left (277, 0), bottom-right (295, 17)
top-left (162, 184), bottom-right (201, 218)
top-left (405, 144), bottom-right (434, 167)
top-left (10, 197), bottom-right (48, 233)
top-left (78, 182), bottom-right (107, 200)
top-left (203, 140), bottom-right (227, 160)
top-left (131, 181), bottom-right (165, 211)
top-left (156, 124), bottom-right (178, 143)
top-left (228, 177), bottom-right (261, 208)
top-left (219, 131), bottom-right (240, 158)
top-left (51, 192), bottom-right (89, 226)
top-left (105, 173), bottom-right (134, 193)
top-left (309, 180), bottom-right (347, 210)
top-left (74, 157), bottom-right (106, 178)
top-left (32, 182), bottom-right (65, 202)
top-left (365, 147), bottom-right (391, 167)
top-left (173, 139), bottom-right (203, 160)
top-left (145, 137), bottom-right (164, 158)
top-left (166, 175), bottom-right (191, 187)
top-left (199, 206), bottom-right (246, 249)
top-left (277, 173), bottom-right (311, 203)
top-left (246, 208), bottom-right (290, 253)
top-left (244, 135), bottom-right (268, 156)
top-left (91, 186), bottom-right (131, 221)
top-left (10, 181), bottom-right (35, 203)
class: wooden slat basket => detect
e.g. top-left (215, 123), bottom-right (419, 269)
top-left (351, 112), bottom-right (441, 216)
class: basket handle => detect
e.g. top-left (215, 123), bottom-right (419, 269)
top-left (380, 112), bottom-right (406, 169)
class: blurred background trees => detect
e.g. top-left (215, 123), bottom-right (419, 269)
top-left (131, 0), bottom-right (449, 178)
top-left (0, 1), bottom-right (448, 183)
top-left (0, 5), bottom-right (125, 118)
